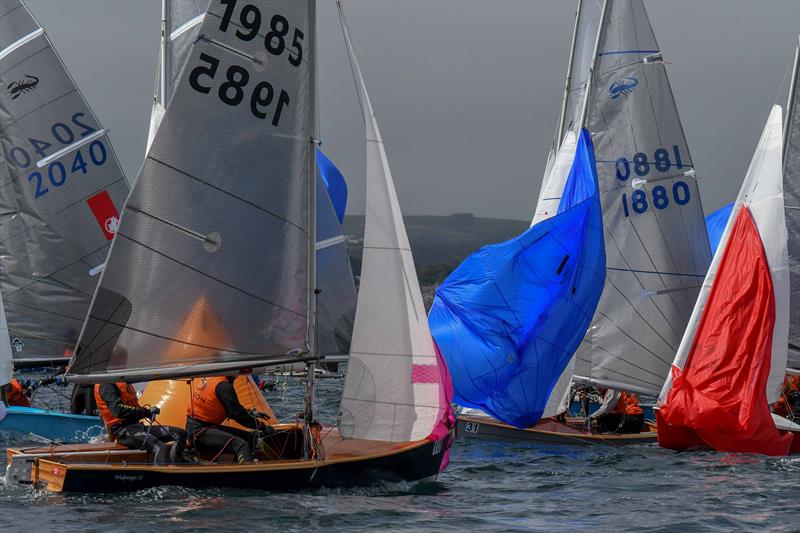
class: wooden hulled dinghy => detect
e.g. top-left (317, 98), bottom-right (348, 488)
top-left (7, 427), bottom-right (446, 492)
top-left (456, 414), bottom-right (656, 446)
top-left (6, 0), bottom-right (454, 492)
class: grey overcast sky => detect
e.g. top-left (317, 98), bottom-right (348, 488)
top-left (24, 0), bottom-right (800, 220)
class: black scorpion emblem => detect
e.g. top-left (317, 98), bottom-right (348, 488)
top-left (7, 75), bottom-right (39, 100)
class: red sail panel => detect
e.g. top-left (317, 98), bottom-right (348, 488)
top-left (657, 207), bottom-right (793, 456)
top-left (86, 191), bottom-right (120, 241)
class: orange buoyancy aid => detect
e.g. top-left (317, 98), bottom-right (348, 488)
top-left (612, 392), bottom-right (643, 416)
top-left (6, 379), bottom-right (30, 407)
top-left (774, 375), bottom-right (800, 416)
top-left (95, 382), bottom-right (141, 433)
top-left (186, 376), bottom-right (230, 425)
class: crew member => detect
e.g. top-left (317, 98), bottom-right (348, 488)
top-left (590, 387), bottom-right (644, 433)
top-left (95, 382), bottom-right (186, 465)
top-left (773, 374), bottom-right (800, 420)
top-left (3, 379), bottom-right (32, 407)
top-left (185, 376), bottom-right (274, 464)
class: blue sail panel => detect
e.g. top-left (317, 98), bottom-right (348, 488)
top-left (317, 149), bottom-right (348, 224)
top-left (429, 129), bottom-right (605, 428)
top-left (705, 202), bottom-right (733, 256)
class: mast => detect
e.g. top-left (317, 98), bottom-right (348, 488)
top-left (303, 0), bottom-right (319, 460)
top-left (785, 38), bottom-right (799, 162)
top-left (578, 0), bottom-right (608, 130)
top-left (159, 0), bottom-right (168, 109)
top-left (555, 0), bottom-right (583, 152)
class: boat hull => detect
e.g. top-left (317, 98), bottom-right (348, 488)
top-left (7, 428), bottom-right (450, 493)
top-left (457, 415), bottom-right (657, 445)
top-left (0, 407), bottom-right (102, 443)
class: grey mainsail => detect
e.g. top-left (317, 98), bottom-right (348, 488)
top-left (151, 0), bottom-right (354, 363)
top-left (0, 1), bottom-right (129, 363)
top-left (784, 38), bottom-right (800, 371)
top-left (572, 0), bottom-right (712, 396)
top-left (68, 0), bottom-right (317, 381)
top-left (148, 0), bottom-right (209, 149)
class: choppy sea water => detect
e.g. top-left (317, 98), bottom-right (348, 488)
top-left (0, 373), bottom-right (798, 532)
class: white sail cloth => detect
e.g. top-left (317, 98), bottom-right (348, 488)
top-left (337, 5), bottom-right (447, 442)
top-left (572, 0), bottom-right (712, 396)
top-left (660, 106), bottom-right (788, 404)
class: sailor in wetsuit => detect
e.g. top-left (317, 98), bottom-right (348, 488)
top-left (95, 382), bottom-right (187, 464)
top-left (185, 376), bottom-right (274, 464)
top-left (590, 387), bottom-right (645, 434)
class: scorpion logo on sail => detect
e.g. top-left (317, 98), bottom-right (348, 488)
top-left (609, 77), bottom-right (638, 99)
top-left (7, 75), bottom-right (39, 100)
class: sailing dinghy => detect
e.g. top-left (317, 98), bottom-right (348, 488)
top-left (6, 0), bottom-right (453, 492)
top-left (441, 0), bottom-right (710, 445)
top-left (657, 106), bottom-right (800, 455)
top-left (0, 0), bottom-right (128, 441)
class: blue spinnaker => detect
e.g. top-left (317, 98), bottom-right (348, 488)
top-left (705, 202), bottom-right (733, 256)
top-left (317, 149), bottom-right (348, 224)
top-left (428, 129), bottom-right (605, 428)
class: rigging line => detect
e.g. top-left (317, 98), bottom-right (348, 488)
top-left (575, 349), bottom-right (665, 389)
top-left (337, 1), bottom-right (367, 124)
top-left (599, 222), bottom-right (686, 341)
top-left (605, 266), bottom-right (703, 278)
top-left (603, 272), bottom-right (682, 349)
top-left (146, 156), bottom-right (309, 235)
top-left (116, 230), bottom-right (308, 319)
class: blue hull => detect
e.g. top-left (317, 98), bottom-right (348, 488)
top-left (1, 407), bottom-right (103, 443)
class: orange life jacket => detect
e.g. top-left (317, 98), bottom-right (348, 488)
top-left (613, 392), bottom-right (643, 416)
top-left (94, 382), bottom-right (141, 435)
top-left (6, 379), bottom-right (30, 407)
top-left (186, 376), bottom-right (230, 425)
top-left (774, 375), bottom-right (800, 416)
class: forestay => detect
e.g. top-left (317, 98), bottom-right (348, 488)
top-left (68, 0), bottom-right (316, 381)
top-left (784, 39), bottom-right (800, 370)
top-left (336, 4), bottom-right (451, 442)
top-left (0, 1), bottom-right (129, 362)
top-left (148, 0), bottom-right (209, 149)
top-left (573, 0), bottom-right (712, 396)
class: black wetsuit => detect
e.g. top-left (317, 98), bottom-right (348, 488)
top-left (98, 383), bottom-right (186, 464)
top-left (186, 379), bottom-right (266, 463)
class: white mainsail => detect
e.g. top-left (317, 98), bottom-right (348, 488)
top-left (67, 0), bottom-right (317, 381)
top-left (0, 1), bottom-right (129, 365)
top-left (784, 37), bottom-right (800, 371)
top-left (571, 0), bottom-right (712, 396)
top-left (660, 106), bottom-right (787, 404)
top-left (336, 2), bottom-right (448, 442)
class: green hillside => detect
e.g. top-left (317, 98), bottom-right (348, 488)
top-left (343, 213), bottom-right (528, 287)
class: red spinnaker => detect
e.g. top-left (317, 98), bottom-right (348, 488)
top-left (657, 207), bottom-right (793, 456)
